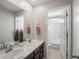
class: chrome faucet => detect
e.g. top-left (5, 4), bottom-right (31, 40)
top-left (0, 42), bottom-right (13, 53)
top-left (5, 43), bottom-right (13, 53)
top-left (0, 42), bottom-right (5, 50)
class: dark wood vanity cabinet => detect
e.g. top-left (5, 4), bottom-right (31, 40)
top-left (25, 43), bottom-right (45, 59)
top-left (39, 43), bottom-right (45, 59)
top-left (34, 43), bottom-right (45, 59)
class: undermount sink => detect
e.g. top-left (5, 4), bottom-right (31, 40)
top-left (1, 48), bottom-right (23, 59)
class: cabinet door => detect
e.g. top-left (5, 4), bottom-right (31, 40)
top-left (34, 52), bottom-right (40, 59)
top-left (34, 47), bottom-right (40, 55)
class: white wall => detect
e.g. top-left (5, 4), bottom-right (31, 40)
top-left (0, 7), bottom-right (14, 43)
top-left (72, 0), bottom-right (79, 56)
top-left (24, 12), bottom-right (34, 40)
top-left (33, 6), bottom-right (48, 41)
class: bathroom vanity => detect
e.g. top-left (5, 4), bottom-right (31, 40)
top-left (25, 42), bottom-right (44, 59)
top-left (0, 40), bottom-right (45, 59)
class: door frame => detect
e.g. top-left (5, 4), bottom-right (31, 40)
top-left (46, 5), bottom-right (72, 59)
top-left (66, 5), bottom-right (72, 59)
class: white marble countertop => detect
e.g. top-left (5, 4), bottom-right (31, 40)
top-left (0, 40), bottom-right (44, 59)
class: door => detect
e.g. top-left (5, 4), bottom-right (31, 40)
top-left (60, 10), bottom-right (68, 59)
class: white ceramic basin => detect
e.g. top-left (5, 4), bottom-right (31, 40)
top-left (0, 48), bottom-right (23, 59)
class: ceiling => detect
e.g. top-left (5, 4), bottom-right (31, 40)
top-left (0, 0), bottom-right (23, 12)
top-left (26, 0), bottom-right (70, 7)
top-left (26, 0), bottom-right (53, 6)
top-left (0, 0), bottom-right (70, 12)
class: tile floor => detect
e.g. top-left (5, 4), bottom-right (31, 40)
top-left (48, 47), bottom-right (62, 59)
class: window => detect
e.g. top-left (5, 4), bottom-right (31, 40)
top-left (15, 16), bottom-right (24, 30)
top-left (48, 18), bottom-right (64, 30)
top-left (48, 18), bottom-right (64, 24)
